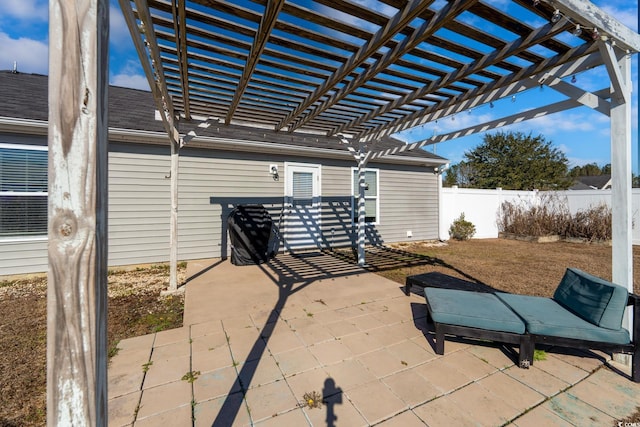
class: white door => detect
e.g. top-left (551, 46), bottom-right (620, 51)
top-left (284, 163), bottom-right (321, 251)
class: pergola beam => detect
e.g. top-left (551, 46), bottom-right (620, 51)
top-left (275, 0), bottom-right (434, 131)
top-left (119, 0), bottom-right (179, 142)
top-left (225, 0), bottom-right (285, 125)
top-left (548, 0), bottom-right (640, 52)
top-left (367, 99), bottom-right (583, 161)
top-left (361, 50), bottom-right (603, 145)
top-left (545, 77), bottom-right (610, 115)
top-left (172, 0), bottom-right (191, 119)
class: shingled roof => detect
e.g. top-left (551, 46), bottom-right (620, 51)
top-left (0, 70), bottom-right (446, 164)
top-left (570, 174), bottom-right (612, 190)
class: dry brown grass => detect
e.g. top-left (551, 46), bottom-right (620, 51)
top-left (378, 239), bottom-right (640, 297)
top-left (0, 265), bottom-right (185, 427)
top-left (498, 194), bottom-right (612, 242)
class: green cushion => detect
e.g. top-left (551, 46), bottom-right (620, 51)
top-left (497, 293), bottom-right (630, 345)
top-left (424, 288), bottom-right (525, 334)
top-left (554, 268), bottom-right (628, 330)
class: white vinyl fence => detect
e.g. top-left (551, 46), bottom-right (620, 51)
top-left (440, 187), bottom-right (640, 245)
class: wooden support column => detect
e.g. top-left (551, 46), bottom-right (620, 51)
top-left (601, 41), bottom-right (633, 363)
top-left (169, 137), bottom-right (179, 291)
top-left (48, 0), bottom-right (109, 425)
top-left (357, 147), bottom-right (367, 266)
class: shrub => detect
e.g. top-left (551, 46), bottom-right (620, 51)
top-left (449, 213), bottom-right (476, 240)
top-left (498, 195), bottom-right (611, 241)
top-left (566, 203), bottom-right (611, 242)
top-left (498, 193), bottom-right (570, 237)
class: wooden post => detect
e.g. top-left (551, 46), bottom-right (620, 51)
top-left (357, 147), bottom-right (367, 266)
top-left (604, 43), bottom-right (634, 350)
top-left (47, 0), bottom-right (109, 425)
top-left (169, 138), bottom-right (179, 290)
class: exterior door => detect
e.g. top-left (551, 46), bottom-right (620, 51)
top-left (284, 163), bottom-right (321, 251)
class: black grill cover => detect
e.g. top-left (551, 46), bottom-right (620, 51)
top-left (227, 204), bottom-right (278, 265)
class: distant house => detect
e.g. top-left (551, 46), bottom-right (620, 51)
top-left (570, 175), bottom-right (612, 190)
top-left (0, 71), bottom-right (448, 275)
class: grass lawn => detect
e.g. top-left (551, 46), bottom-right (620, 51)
top-left (0, 239), bottom-right (638, 426)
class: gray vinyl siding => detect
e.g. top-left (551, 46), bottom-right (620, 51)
top-left (375, 165), bottom-right (439, 242)
top-left (318, 162), bottom-right (439, 248)
top-left (177, 147), bottom-right (284, 260)
top-left (1, 136), bottom-right (440, 276)
top-left (108, 144), bottom-right (171, 265)
top-left (0, 238), bottom-right (48, 275)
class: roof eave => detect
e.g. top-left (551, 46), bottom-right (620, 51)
top-left (0, 117), bottom-right (445, 167)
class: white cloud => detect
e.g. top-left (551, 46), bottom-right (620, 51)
top-left (509, 110), bottom-right (606, 135)
top-left (111, 72), bottom-right (150, 91)
top-left (110, 58), bottom-right (149, 90)
top-left (110, 4), bottom-right (133, 49)
top-left (0, 32), bottom-right (48, 74)
top-left (4, 0), bottom-right (47, 21)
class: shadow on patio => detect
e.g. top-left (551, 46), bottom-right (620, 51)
top-left (323, 245), bottom-right (497, 294)
top-left (108, 250), bottom-right (640, 426)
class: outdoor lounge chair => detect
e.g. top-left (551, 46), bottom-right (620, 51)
top-left (408, 268), bottom-right (640, 382)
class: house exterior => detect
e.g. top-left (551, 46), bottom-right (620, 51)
top-left (570, 175), bottom-right (612, 190)
top-left (0, 71), bottom-right (447, 276)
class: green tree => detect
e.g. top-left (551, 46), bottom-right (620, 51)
top-left (569, 163), bottom-right (603, 177)
top-left (463, 131), bottom-right (572, 190)
top-left (443, 161), bottom-right (474, 187)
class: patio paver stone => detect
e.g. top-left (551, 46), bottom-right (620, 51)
top-left (107, 253), bottom-right (640, 426)
top-left (345, 380), bottom-right (408, 424)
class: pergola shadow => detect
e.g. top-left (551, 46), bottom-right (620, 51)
top-left (205, 245), bottom-right (500, 425)
top-left (208, 251), bottom-right (367, 426)
top-left (323, 244), bottom-right (494, 294)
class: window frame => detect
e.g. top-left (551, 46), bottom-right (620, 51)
top-left (0, 142), bottom-right (49, 241)
top-left (350, 167), bottom-right (380, 225)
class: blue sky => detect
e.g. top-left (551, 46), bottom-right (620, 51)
top-left (1, 0), bottom-right (638, 172)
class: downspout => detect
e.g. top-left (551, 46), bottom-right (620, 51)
top-left (436, 163), bottom-right (449, 241)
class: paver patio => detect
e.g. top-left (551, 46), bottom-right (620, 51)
top-left (108, 252), bottom-right (639, 426)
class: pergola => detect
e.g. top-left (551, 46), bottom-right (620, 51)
top-left (47, 0), bottom-right (640, 424)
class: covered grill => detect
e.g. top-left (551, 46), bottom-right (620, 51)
top-left (227, 204), bottom-right (279, 266)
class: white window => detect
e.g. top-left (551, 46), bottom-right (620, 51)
top-left (0, 143), bottom-right (48, 238)
top-left (351, 168), bottom-right (379, 224)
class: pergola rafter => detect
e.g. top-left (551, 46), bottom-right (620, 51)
top-left (346, 18), bottom-right (579, 139)
top-left (287, 0), bottom-right (481, 133)
top-left (226, 0), bottom-right (285, 124)
top-left (172, 0), bottom-right (190, 119)
top-left (359, 42), bottom-right (600, 143)
top-left (275, 0), bottom-right (436, 131)
top-left (365, 55), bottom-right (609, 161)
top-left (123, 0), bottom-right (638, 141)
